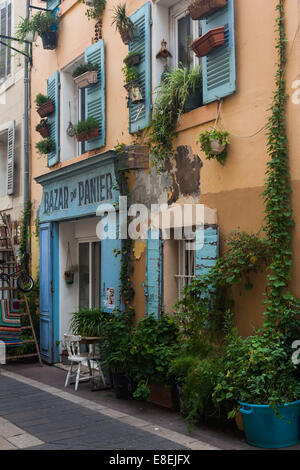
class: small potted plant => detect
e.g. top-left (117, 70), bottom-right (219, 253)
top-left (123, 51), bottom-right (141, 67)
top-left (198, 128), bottom-right (230, 165)
top-left (187, 0), bottom-right (227, 20)
top-left (31, 11), bottom-right (60, 50)
top-left (111, 3), bottom-right (136, 45)
top-left (35, 138), bottom-right (55, 156)
top-left (35, 93), bottom-right (55, 118)
top-left (79, 0), bottom-right (106, 20)
top-left (190, 26), bottom-right (225, 58)
top-left (16, 17), bottom-right (37, 43)
top-left (122, 65), bottom-right (143, 104)
top-left (72, 62), bottom-right (99, 88)
top-left (73, 116), bottom-right (99, 142)
top-left (36, 119), bottom-right (50, 138)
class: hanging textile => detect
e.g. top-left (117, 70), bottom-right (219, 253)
top-left (0, 299), bottom-right (22, 348)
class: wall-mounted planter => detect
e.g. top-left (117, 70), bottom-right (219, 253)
top-left (184, 86), bottom-right (203, 114)
top-left (120, 29), bottom-right (134, 45)
top-left (41, 31), bottom-right (58, 50)
top-left (124, 52), bottom-right (141, 67)
top-left (124, 80), bottom-right (144, 104)
top-left (190, 26), bottom-right (225, 58)
top-left (75, 128), bottom-right (99, 142)
top-left (73, 70), bottom-right (98, 89)
top-left (188, 0), bottom-right (227, 20)
top-left (37, 125), bottom-right (50, 138)
top-left (37, 101), bottom-right (54, 118)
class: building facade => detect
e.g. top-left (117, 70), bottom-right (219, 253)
top-left (29, 0), bottom-right (300, 363)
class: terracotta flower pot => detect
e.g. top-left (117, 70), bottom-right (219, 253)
top-left (120, 29), bottom-right (133, 45)
top-left (38, 126), bottom-right (50, 138)
top-left (37, 101), bottom-right (54, 118)
top-left (124, 53), bottom-right (140, 67)
top-left (75, 127), bottom-right (99, 142)
top-left (188, 0), bottom-right (227, 20)
top-left (190, 26), bottom-right (226, 58)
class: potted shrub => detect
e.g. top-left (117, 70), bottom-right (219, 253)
top-left (123, 51), bottom-right (141, 67)
top-left (72, 62), bottom-right (99, 88)
top-left (122, 65), bottom-right (143, 104)
top-left (73, 116), bottom-right (99, 142)
top-left (190, 26), bottom-right (225, 58)
top-left (198, 128), bottom-right (230, 165)
top-left (36, 119), bottom-right (50, 138)
top-left (35, 138), bottom-right (55, 156)
top-left (79, 0), bottom-right (106, 20)
top-left (214, 329), bottom-right (300, 449)
top-left (35, 93), bottom-right (54, 118)
top-left (187, 0), bottom-right (227, 20)
top-left (111, 3), bottom-right (136, 45)
top-left (31, 11), bottom-right (60, 50)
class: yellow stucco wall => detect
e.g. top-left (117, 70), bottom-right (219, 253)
top-left (30, 0), bottom-right (300, 334)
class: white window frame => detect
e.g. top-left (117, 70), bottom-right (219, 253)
top-left (170, 0), bottom-right (201, 69)
top-left (0, 0), bottom-right (12, 84)
top-left (175, 238), bottom-right (196, 299)
top-left (78, 239), bottom-right (101, 310)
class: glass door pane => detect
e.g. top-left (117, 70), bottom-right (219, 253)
top-left (91, 242), bottom-right (101, 309)
top-left (79, 242), bottom-right (90, 309)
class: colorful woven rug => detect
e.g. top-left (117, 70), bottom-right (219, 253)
top-left (0, 299), bottom-right (22, 348)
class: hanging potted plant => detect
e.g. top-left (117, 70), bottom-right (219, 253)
top-left (64, 243), bottom-right (77, 285)
top-left (35, 93), bottom-right (55, 118)
top-left (31, 11), bottom-right (60, 50)
top-left (73, 116), bottom-right (99, 142)
top-left (190, 26), bottom-right (225, 58)
top-left (198, 128), bottom-right (230, 165)
top-left (187, 0), bottom-right (227, 20)
top-left (35, 138), bottom-right (55, 156)
top-left (16, 17), bottom-right (37, 43)
top-left (122, 65), bottom-right (143, 104)
top-left (72, 62), bottom-right (99, 88)
top-left (36, 119), bottom-right (50, 138)
top-left (111, 3), bottom-right (136, 45)
top-left (123, 51), bottom-right (141, 67)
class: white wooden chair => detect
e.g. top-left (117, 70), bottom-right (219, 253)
top-left (64, 334), bottom-right (106, 391)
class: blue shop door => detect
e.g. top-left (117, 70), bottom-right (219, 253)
top-left (101, 238), bottom-right (122, 312)
top-left (39, 223), bottom-right (58, 363)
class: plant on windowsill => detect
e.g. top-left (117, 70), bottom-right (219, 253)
top-left (79, 0), bottom-right (107, 20)
top-left (31, 11), bottom-right (60, 50)
top-left (72, 62), bottom-right (99, 88)
top-left (111, 3), bottom-right (135, 45)
top-left (149, 66), bottom-right (202, 172)
top-left (73, 116), bottom-right (99, 142)
top-left (122, 64), bottom-right (143, 104)
top-left (35, 138), bottom-right (55, 156)
top-left (35, 93), bottom-right (55, 118)
top-left (36, 119), bottom-right (50, 138)
top-left (123, 51), bottom-right (141, 67)
top-left (198, 128), bottom-right (230, 166)
top-left (187, 0), bottom-right (227, 20)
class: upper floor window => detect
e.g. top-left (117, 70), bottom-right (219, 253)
top-left (0, 0), bottom-right (12, 83)
top-left (170, 6), bottom-right (201, 70)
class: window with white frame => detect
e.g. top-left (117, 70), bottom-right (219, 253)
top-left (0, 0), bottom-right (12, 83)
top-left (78, 241), bottom-right (101, 310)
top-left (175, 238), bottom-right (196, 298)
top-left (170, 1), bottom-right (201, 70)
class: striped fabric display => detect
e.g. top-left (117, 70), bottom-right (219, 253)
top-left (0, 299), bottom-right (22, 347)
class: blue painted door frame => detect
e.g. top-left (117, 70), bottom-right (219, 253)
top-left (39, 222), bottom-right (59, 364)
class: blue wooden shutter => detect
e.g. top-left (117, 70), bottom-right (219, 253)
top-left (146, 229), bottom-right (162, 317)
top-left (195, 226), bottom-right (219, 277)
top-left (202, 0), bottom-right (236, 104)
top-left (47, 0), bottom-right (60, 10)
top-left (47, 70), bottom-right (59, 167)
top-left (129, 2), bottom-right (151, 134)
top-left (85, 40), bottom-right (106, 151)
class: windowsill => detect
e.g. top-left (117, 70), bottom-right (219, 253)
top-left (60, 0), bottom-right (79, 16)
top-left (176, 102), bottom-right (218, 133)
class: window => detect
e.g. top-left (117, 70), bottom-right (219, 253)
top-left (0, 129), bottom-right (8, 197)
top-left (175, 238), bottom-right (196, 299)
top-left (170, 3), bottom-right (201, 70)
top-left (0, 0), bottom-right (11, 82)
top-left (78, 241), bottom-right (101, 309)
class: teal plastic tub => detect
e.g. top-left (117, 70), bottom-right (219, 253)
top-left (238, 399), bottom-right (300, 448)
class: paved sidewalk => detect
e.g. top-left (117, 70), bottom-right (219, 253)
top-left (0, 369), bottom-right (219, 450)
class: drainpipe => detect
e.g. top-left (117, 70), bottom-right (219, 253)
top-left (23, 0), bottom-right (30, 209)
